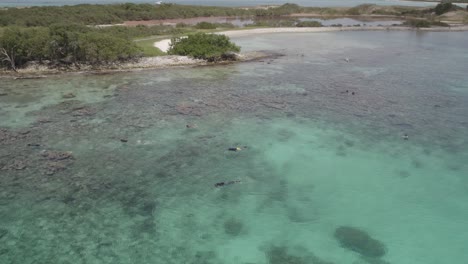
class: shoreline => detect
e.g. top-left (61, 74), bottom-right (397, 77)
top-left (154, 25), bottom-right (468, 52)
top-left (0, 56), bottom-right (203, 78)
top-left (0, 52), bottom-right (274, 79)
top-left (2, 25), bottom-right (468, 77)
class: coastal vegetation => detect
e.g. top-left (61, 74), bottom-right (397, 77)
top-left (168, 33), bottom-right (240, 62)
top-left (434, 2), bottom-right (457, 15)
top-left (0, 3), bottom-right (298, 27)
top-left (403, 18), bottom-right (449, 27)
top-left (1, 3), bottom-right (466, 27)
top-left (405, 0), bottom-right (468, 3)
top-left (1, 2), bottom-right (467, 71)
top-left (296, 21), bottom-right (323, 27)
top-left (0, 25), bottom-right (141, 71)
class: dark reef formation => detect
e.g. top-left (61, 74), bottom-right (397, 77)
top-left (266, 246), bottom-right (334, 264)
top-left (0, 228), bottom-right (8, 239)
top-left (223, 217), bottom-right (244, 236)
top-left (334, 226), bottom-right (386, 258)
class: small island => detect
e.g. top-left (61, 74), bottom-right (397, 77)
top-left (1, 2), bottom-right (467, 75)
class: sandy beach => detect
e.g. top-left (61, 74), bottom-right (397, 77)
top-left (154, 25), bottom-right (468, 52)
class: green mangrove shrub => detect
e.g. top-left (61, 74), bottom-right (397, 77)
top-left (168, 33), bottom-right (240, 62)
top-left (0, 24), bottom-right (142, 70)
top-left (404, 18), bottom-right (432, 28)
top-left (434, 2), bottom-right (454, 15)
top-left (296, 21), bottom-right (323, 27)
top-left (195, 22), bottom-right (218, 29)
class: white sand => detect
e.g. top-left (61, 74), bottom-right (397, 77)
top-left (154, 26), bottom-right (468, 53)
top-left (154, 39), bottom-right (172, 53)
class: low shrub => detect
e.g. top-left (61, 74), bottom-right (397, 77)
top-left (168, 33), bottom-right (240, 62)
top-left (296, 21), bottom-right (323, 27)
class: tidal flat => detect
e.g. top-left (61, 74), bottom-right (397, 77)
top-left (1, 31), bottom-right (468, 264)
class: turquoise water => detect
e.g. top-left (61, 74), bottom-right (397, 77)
top-left (1, 31), bottom-right (468, 264)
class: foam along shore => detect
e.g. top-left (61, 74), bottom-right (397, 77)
top-left (154, 25), bottom-right (468, 53)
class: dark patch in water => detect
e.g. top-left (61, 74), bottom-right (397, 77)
top-left (137, 217), bottom-right (157, 235)
top-left (411, 159), bottom-right (423, 169)
top-left (422, 148), bottom-right (432, 155)
top-left (140, 201), bottom-right (157, 216)
top-left (120, 189), bottom-right (157, 217)
top-left (446, 163), bottom-right (461, 171)
top-left (334, 226), bottom-right (386, 258)
top-left (193, 250), bottom-right (218, 264)
top-left (361, 256), bottom-right (392, 264)
top-left (392, 123), bottom-right (413, 129)
top-left (397, 170), bottom-right (411, 178)
top-left (62, 195), bottom-right (75, 204)
top-left (266, 246), bottom-right (333, 264)
top-left (336, 151), bottom-right (347, 157)
top-left (336, 145), bottom-right (347, 156)
top-left (267, 246), bottom-right (306, 264)
top-left (344, 140), bottom-right (355, 147)
top-left (0, 228), bottom-right (8, 239)
top-left (223, 217), bottom-right (244, 236)
top-left (277, 128), bottom-right (295, 142)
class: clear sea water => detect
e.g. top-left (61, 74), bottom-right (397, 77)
top-left (1, 31), bottom-right (468, 264)
top-left (0, 0), bottom-right (441, 7)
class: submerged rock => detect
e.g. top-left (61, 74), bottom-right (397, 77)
top-left (62, 93), bottom-right (76, 99)
top-left (224, 218), bottom-right (244, 236)
top-left (71, 106), bottom-right (95, 117)
top-left (266, 246), bottom-right (334, 264)
top-left (40, 150), bottom-right (73, 161)
top-left (44, 161), bottom-right (67, 175)
top-left (0, 128), bottom-right (33, 145)
top-left (334, 226), bottom-right (386, 258)
top-left (1, 159), bottom-right (27, 170)
top-left (358, 256), bottom-right (391, 264)
top-left (267, 246), bottom-right (306, 264)
top-left (0, 228), bottom-right (7, 239)
top-left (194, 250), bottom-right (218, 264)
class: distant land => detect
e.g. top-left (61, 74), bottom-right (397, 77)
top-left (1, 3), bottom-right (467, 74)
top-left (0, 0), bottom-right (444, 8)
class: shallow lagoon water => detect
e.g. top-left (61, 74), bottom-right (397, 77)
top-left (1, 31), bottom-right (468, 264)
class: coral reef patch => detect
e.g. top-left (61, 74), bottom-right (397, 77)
top-left (266, 246), bottom-right (334, 264)
top-left (223, 217), bottom-right (244, 236)
top-left (334, 226), bottom-right (386, 258)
